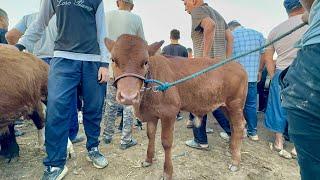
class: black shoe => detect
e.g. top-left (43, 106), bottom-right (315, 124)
top-left (42, 166), bottom-right (68, 180)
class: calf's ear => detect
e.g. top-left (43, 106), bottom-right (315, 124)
top-left (105, 38), bottom-right (115, 52)
top-left (148, 40), bottom-right (165, 56)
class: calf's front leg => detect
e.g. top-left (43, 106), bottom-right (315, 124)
top-left (161, 118), bottom-right (174, 180)
top-left (142, 119), bottom-right (158, 167)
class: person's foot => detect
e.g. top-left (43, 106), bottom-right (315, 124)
top-left (219, 132), bottom-right (230, 141)
top-left (186, 120), bottom-right (194, 129)
top-left (41, 166), bottom-right (68, 180)
top-left (70, 134), bottom-right (85, 144)
top-left (86, 147), bottom-right (108, 169)
top-left (248, 135), bottom-right (259, 141)
top-left (291, 148), bottom-right (297, 159)
top-left (104, 137), bottom-right (112, 144)
top-left (206, 128), bottom-right (214, 134)
top-left (185, 140), bottom-right (209, 151)
top-left (120, 139), bottom-right (138, 150)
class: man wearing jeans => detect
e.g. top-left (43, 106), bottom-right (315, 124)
top-left (13, 0), bottom-right (110, 179)
top-left (183, 0), bottom-right (234, 150)
top-left (282, 0), bottom-right (320, 178)
top-left (228, 20), bottom-right (266, 141)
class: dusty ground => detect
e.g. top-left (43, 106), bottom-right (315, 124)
top-left (0, 112), bottom-right (299, 180)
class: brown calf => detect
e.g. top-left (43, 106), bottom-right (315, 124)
top-left (105, 35), bottom-right (248, 179)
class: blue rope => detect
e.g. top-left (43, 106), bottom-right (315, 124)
top-left (145, 22), bottom-right (307, 92)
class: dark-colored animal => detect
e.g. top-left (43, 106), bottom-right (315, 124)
top-left (0, 47), bottom-right (48, 160)
top-left (105, 34), bottom-right (248, 179)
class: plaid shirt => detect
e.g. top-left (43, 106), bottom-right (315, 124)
top-left (232, 27), bottom-right (265, 82)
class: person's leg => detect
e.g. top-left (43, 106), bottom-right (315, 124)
top-left (264, 70), bottom-right (287, 149)
top-left (193, 115), bottom-right (208, 144)
top-left (81, 62), bottom-right (106, 151)
top-left (103, 83), bottom-right (118, 143)
top-left (287, 111), bottom-right (320, 180)
top-left (69, 95), bottom-right (79, 141)
top-left (120, 105), bottom-right (137, 149)
top-left (244, 82), bottom-right (258, 137)
top-left (212, 108), bottom-right (231, 136)
top-left (43, 58), bottom-right (81, 168)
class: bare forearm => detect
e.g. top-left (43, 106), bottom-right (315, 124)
top-left (265, 58), bottom-right (276, 78)
top-left (226, 40), bottom-right (233, 58)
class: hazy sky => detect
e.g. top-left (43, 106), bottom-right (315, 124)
top-left (2, 0), bottom-right (288, 48)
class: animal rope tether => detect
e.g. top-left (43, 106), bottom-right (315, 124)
top-left (145, 22), bottom-right (307, 92)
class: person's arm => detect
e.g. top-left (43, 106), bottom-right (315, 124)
top-left (5, 16), bottom-right (29, 45)
top-left (264, 48), bottom-right (276, 78)
top-left (200, 17), bottom-right (215, 58)
top-left (5, 29), bottom-right (23, 45)
top-left (96, 1), bottom-right (110, 83)
top-left (16, 0), bottom-right (55, 51)
top-left (225, 29), bottom-right (233, 58)
top-left (258, 53), bottom-right (265, 82)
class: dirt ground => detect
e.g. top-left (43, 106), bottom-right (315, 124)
top-left (0, 112), bottom-right (299, 180)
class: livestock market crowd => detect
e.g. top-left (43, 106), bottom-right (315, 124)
top-left (0, 0), bottom-right (319, 180)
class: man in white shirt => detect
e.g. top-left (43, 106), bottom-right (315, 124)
top-left (103, 0), bottom-right (145, 150)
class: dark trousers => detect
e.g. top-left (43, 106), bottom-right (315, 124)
top-left (287, 111), bottom-right (320, 180)
top-left (42, 57), bottom-right (81, 142)
top-left (43, 58), bottom-right (106, 168)
top-left (257, 68), bottom-right (269, 111)
top-left (191, 108), bottom-right (231, 144)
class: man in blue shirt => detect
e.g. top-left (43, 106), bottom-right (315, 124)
top-left (227, 20), bottom-right (265, 141)
top-left (282, 0), bottom-right (320, 179)
top-left (10, 0), bottom-right (110, 179)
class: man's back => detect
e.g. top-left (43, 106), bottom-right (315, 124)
top-left (191, 4), bottom-right (227, 59)
top-left (162, 44), bottom-right (188, 57)
top-left (106, 10), bottom-right (145, 40)
top-left (267, 14), bottom-right (308, 70)
top-left (233, 27), bottom-right (265, 82)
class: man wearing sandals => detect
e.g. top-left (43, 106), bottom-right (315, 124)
top-left (282, 0), bottom-right (320, 179)
top-left (264, 0), bottom-right (307, 159)
top-left (183, 0), bottom-right (234, 150)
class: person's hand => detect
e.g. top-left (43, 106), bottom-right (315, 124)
top-left (0, 44), bottom-right (19, 51)
top-left (98, 67), bottom-right (109, 84)
top-left (302, 11), bottom-right (310, 24)
top-left (257, 71), bottom-right (262, 82)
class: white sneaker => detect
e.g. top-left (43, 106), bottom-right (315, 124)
top-left (219, 132), bottom-right (230, 141)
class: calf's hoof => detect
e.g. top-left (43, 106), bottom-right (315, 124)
top-left (228, 164), bottom-right (239, 172)
top-left (141, 161), bottom-right (152, 167)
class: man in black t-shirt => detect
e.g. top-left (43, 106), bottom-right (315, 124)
top-left (162, 29), bottom-right (188, 58)
top-left (162, 29), bottom-right (188, 121)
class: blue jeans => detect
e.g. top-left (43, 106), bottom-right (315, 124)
top-left (265, 70), bottom-right (287, 133)
top-left (41, 57), bottom-right (80, 141)
top-left (245, 82), bottom-right (258, 136)
top-left (192, 108), bottom-right (231, 144)
top-left (43, 58), bottom-right (106, 168)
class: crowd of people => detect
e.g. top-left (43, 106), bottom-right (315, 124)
top-left (0, 0), bottom-right (319, 179)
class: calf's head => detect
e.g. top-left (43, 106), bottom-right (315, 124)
top-left (105, 34), bottom-right (164, 105)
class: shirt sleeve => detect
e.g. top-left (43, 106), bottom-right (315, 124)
top-left (17, 0), bottom-right (55, 51)
top-left (96, 1), bottom-right (111, 65)
top-left (137, 17), bottom-right (145, 40)
top-left (266, 30), bottom-right (275, 51)
top-left (191, 7), bottom-right (209, 32)
top-left (13, 16), bottom-right (28, 33)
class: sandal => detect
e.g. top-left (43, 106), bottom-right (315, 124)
top-left (279, 149), bottom-right (292, 159)
top-left (185, 140), bottom-right (209, 151)
top-left (291, 148), bottom-right (297, 159)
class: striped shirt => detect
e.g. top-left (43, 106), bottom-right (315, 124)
top-left (191, 4), bottom-right (228, 59)
top-left (232, 27), bottom-right (265, 82)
